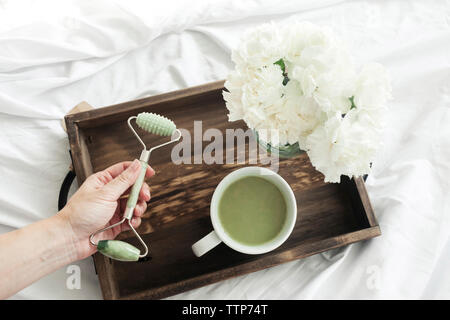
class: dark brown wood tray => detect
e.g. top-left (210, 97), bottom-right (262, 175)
top-left (65, 80), bottom-right (381, 300)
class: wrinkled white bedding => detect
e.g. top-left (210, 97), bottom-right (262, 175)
top-left (0, 0), bottom-right (449, 299)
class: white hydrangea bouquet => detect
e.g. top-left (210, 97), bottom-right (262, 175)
top-left (223, 22), bottom-right (392, 183)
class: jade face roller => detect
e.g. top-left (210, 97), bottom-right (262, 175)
top-left (89, 112), bottom-right (181, 262)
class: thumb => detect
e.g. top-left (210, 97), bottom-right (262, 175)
top-left (102, 159), bottom-right (141, 200)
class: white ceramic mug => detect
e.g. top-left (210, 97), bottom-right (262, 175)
top-left (192, 166), bottom-right (297, 257)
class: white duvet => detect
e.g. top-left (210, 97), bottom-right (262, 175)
top-left (0, 0), bottom-right (449, 299)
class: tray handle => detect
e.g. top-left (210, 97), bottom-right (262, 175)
top-left (58, 169), bottom-right (76, 211)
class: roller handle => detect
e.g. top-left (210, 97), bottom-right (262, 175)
top-left (124, 161), bottom-right (148, 218)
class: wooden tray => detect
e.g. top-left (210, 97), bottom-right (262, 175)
top-left (65, 80), bottom-right (381, 300)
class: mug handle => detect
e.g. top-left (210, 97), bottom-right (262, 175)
top-left (192, 230), bottom-right (222, 257)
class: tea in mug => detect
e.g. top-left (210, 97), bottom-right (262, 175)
top-left (218, 176), bottom-right (287, 246)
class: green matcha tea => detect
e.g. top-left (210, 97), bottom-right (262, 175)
top-left (218, 176), bottom-right (287, 245)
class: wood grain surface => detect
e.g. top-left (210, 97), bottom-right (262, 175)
top-left (65, 80), bottom-right (380, 300)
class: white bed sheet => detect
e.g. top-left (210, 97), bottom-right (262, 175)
top-left (0, 0), bottom-right (449, 299)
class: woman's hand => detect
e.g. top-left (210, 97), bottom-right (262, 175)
top-left (0, 160), bottom-right (154, 299)
top-left (60, 159), bottom-right (154, 260)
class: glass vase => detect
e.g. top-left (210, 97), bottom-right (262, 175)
top-left (254, 130), bottom-right (305, 159)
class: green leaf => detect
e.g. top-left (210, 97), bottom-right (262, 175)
top-left (274, 58), bottom-right (290, 86)
top-left (274, 58), bottom-right (286, 73)
top-left (349, 96), bottom-right (356, 110)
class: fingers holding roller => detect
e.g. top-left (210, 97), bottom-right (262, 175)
top-left (139, 182), bottom-right (151, 202)
top-left (105, 161), bottom-right (155, 180)
top-left (102, 160), bottom-right (141, 200)
top-left (130, 217), bottom-right (142, 229)
top-left (134, 200), bottom-right (148, 217)
top-left (120, 181), bottom-right (151, 202)
top-left (119, 182), bottom-right (150, 213)
top-left (121, 216), bottom-right (142, 233)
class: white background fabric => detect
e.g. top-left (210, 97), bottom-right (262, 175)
top-left (0, 0), bottom-right (448, 299)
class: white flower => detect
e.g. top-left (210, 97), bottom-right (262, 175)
top-left (232, 23), bottom-right (283, 69)
top-left (223, 71), bottom-right (245, 121)
top-left (224, 21), bottom-right (391, 183)
top-left (242, 64), bottom-right (285, 110)
top-left (305, 109), bottom-right (381, 183)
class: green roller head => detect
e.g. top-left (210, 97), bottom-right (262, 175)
top-left (136, 112), bottom-right (176, 136)
top-left (97, 240), bottom-right (140, 262)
